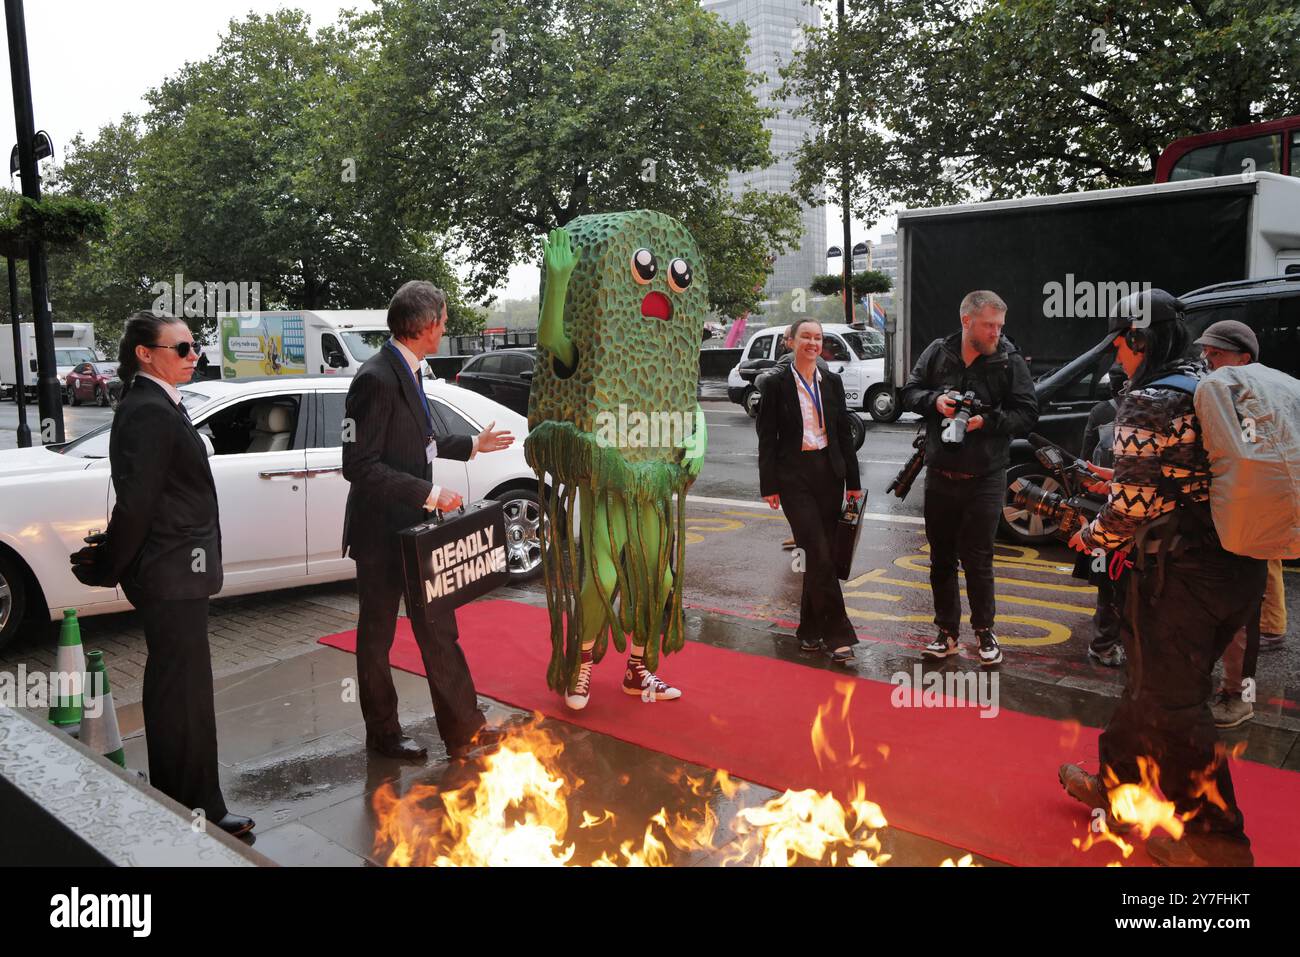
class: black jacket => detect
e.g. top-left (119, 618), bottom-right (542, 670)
top-left (341, 344), bottom-right (474, 562)
top-left (1082, 398), bottom-right (1118, 465)
top-left (900, 333), bottom-right (1038, 476)
top-left (756, 362), bottom-right (861, 497)
top-left (105, 376), bottom-right (223, 603)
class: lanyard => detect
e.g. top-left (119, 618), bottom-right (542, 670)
top-left (793, 366), bottom-right (823, 429)
top-left (386, 341), bottom-right (435, 438)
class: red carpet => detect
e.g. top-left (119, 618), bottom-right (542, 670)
top-left (320, 599), bottom-right (1300, 867)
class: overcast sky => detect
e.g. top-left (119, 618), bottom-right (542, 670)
top-left (1, 1), bottom-right (883, 304)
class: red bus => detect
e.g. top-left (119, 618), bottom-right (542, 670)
top-left (1155, 114), bottom-right (1300, 183)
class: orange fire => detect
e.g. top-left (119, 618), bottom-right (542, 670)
top-left (371, 687), bottom-right (939, 867)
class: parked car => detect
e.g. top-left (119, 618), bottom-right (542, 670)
top-left (454, 347), bottom-right (536, 417)
top-left (0, 375), bottom-right (545, 649)
top-left (63, 361), bottom-right (120, 407)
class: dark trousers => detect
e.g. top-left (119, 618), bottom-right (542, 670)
top-left (1091, 575), bottom-right (1123, 653)
top-left (1098, 545), bottom-right (1267, 847)
top-left (781, 448), bottom-right (857, 649)
top-left (355, 547), bottom-right (485, 750)
top-left (923, 469), bottom-right (1005, 633)
top-left (138, 597), bottom-right (228, 821)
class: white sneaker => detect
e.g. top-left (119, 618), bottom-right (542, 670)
top-left (565, 659), bottom-right (594, 711)
top-left (623, 661), bottom-right (682, 702)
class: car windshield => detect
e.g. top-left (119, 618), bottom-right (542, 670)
top-left (842, 332), bottom-right (885, 360)
top-left (56, 349), bottom-right (97, 365)
top-left (58, 388), bottom-right (214, 458)
top-left (340, 331), bottom-right (390, 362)
top-left (93, 362), bottom-right (119, 375)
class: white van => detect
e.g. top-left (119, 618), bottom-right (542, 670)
top-left (727, 323), bottom-right (886, 417)
top-left (219, 310), bottom-right (395, 379)
top-left (1, 322), bottom-right (99, 400)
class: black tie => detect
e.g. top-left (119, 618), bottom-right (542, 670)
top-left (178, 402), bottom-right (191, 422)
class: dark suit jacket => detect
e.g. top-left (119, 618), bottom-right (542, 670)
top-left (756, 362), bottom-right (861, 498)
top-left (341, 343), bottom-right (474, 563)
top-left (105, 376), bottom-right (223, 603)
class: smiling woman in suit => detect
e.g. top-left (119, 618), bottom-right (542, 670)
top-left (96, 311), bottom-right (253, 837)
top-left (756, 319), bottom-right (865, 665)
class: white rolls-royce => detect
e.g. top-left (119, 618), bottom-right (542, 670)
top-left (0, 375), bottom-right (544, 649)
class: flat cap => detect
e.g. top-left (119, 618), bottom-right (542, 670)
top-left (1194, 320), bottom-right (1258, 362)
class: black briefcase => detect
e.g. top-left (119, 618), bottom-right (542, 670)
top-left (833, 493), bottom-right (866, 581)
top-left (399, 500), bottom-right (510, 621)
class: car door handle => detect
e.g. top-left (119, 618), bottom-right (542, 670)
top-left (259, 469), bottom-right (308, 479)
top-left (305, 466), bottom-right (342, 476)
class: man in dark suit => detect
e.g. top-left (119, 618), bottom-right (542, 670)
top-left (342, 281), bottom-right (515, 761)
top-left (74, 311), bottom-right (253, 837)
top-left (757, 318), bottom-right (864, 664)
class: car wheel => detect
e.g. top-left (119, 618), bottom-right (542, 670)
top-left (743, 388), bottom-right (761, 418)
top-left (0, 551), bottom-right (29, 651)
top-left (867, 385), bottom-right (901, 422)
top-left (67, 386), bottom-right (78, 406)
top-left (999, 462), bottom-right (1063, 544)
top-left (498, 489), bottom-right (544, 582)
top-left (109, 388), bottom-right (120, 410)
top-left (97, 386), bottom-right (109, 407)
top-left (848, 412), bottom-right (866, 450)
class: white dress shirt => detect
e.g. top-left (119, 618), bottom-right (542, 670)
top-left (389, 337), bottom-right (478, 512)
top-left (136, 372), bottom-right (183, 406)
top-left (791, 364), bottom-right (829, 451)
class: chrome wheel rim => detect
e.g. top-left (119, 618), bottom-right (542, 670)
top-left (502, 497), bottom-right (543, 576)
top-left (1002, 473), bottom-right (1063, 539)
top-left (0, 572), bottom-right (12, 634)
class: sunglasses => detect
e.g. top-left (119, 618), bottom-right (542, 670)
top-left (147, 341), bottom-right (201, 358)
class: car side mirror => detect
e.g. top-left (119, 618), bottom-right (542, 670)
top-left (326, 352), bottom-right (347, 369)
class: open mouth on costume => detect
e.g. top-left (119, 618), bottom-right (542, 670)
top-left (641, 291), bottom-right (673, 321)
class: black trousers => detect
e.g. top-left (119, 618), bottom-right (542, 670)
top-left (780, 448), bottom-right (857, 649)
top-left (355, 546), bottom-right (485, 750)
top-left (138, 596), bottom-right (228, 821)
top-left (922, 469), bottom-right (1005, 633)
top-left (1098, 544), bottom-right (1267, 847)
top-left (1091, 575), bottom-right (1123, 653)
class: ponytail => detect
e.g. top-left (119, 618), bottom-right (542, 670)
top-left (118, 311), bottom-right (185, 394)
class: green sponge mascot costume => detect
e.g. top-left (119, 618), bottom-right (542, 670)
top-left (525, 210), bottom-right (708, 711)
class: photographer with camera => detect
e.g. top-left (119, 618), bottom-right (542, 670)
top-left (901, 290), bottom-right (1038, 666)
top-left (1060, 290), bottom-right (1267, 867)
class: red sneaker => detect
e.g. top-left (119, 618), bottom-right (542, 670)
top-left (623, 660), bottom-right (681, 701)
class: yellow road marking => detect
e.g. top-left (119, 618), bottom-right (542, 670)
top-left (891, 555), bottom-right (1093, 595)
top-left (845, 607), bottom-right (1071, 646)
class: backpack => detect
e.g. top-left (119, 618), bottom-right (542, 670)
top-left (1154, 367), bottom-right (1300, 560)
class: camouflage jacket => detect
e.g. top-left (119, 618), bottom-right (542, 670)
top-left (1079, 360), bottom-right (1211, 553)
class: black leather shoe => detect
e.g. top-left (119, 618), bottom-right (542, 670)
top-left (366, 735), bottom-right (428, 761)
top-left (449, 725), bottom-right (509, 761)
top-left (215, 813), bottom-right (255, 837)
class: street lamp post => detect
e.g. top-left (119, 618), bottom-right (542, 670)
top-left (5, 0), bottom-right (63, 444)
top-left (838, 0), bottom-right (852, 328)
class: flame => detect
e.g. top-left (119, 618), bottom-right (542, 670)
top-left (940, 854), bottom-right (977, 867)
top-left (370, 685), bottom-right (964, 868)
top-left (1105, 757), bottom-right (1186, 840)
top-left (723, 781), bottom-right (890, 867)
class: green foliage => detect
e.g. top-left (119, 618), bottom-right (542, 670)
top-left (810, 270), bottom-right (892, 298)
top-left (0, 194), bottom-right (109, 257)
top-left (38, 10), bottom-right (477, 342)
top-left (351, 0), bottom-right (801, 317)
top-left (781, 0), bottom-right (1300, 217)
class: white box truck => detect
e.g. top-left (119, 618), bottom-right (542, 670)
top-left (1, 322), bottom-right (99, 400)
top-left (218, 310), bottom-right (394, 379)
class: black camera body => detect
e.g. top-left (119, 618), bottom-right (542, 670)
top-left (940, 389), bottom-right (989, 444)
top-left (887, 428), bottom-right (926, 499)
top-left (1006, 435), bottom-right (1106, 543)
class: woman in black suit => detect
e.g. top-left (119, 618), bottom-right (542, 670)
top-left (76, 311), bottom-right (252, 836)
top-left (756, 319), bottom-right (864, 663)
